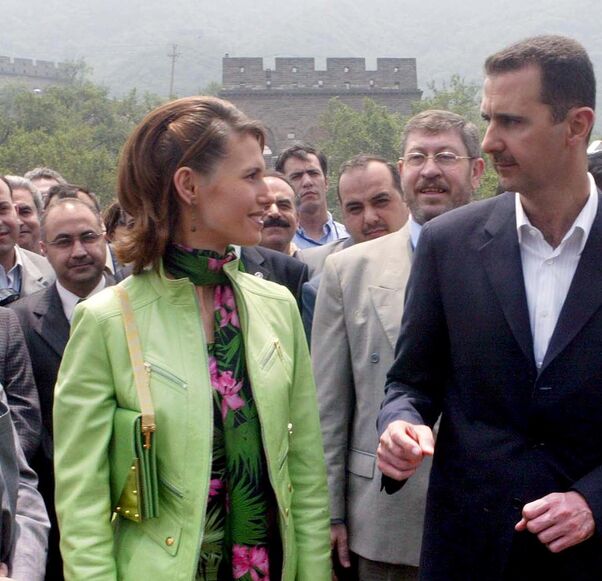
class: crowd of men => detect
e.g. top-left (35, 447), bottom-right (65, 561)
top-left (1, 34), bottom-right (602, 580)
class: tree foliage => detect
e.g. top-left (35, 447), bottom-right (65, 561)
top-left (0, 77), bottom-right (163, 207)
top-left (317, 98), bottom-right (405, 211)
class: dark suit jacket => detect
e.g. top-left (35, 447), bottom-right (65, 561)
top-left (0, 307), bottom-right (41, 463)
top-left (379, 192), bottom-right (602, 580)
top-left (240, 246), bottom-right (308, 309)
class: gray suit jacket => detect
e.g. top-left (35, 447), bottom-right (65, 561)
top-left (312, 223), bottom-right (431, 565)
top-left (0, 308), bottom-right (42, 463)
top-left (0, 384), bottom-right (49, 581)
top-left (17, 247), bottom-right (55, 297)
top-left (296, 237), bottom-right (354, 278)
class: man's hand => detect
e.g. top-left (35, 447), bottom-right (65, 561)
top-left (331, 523), bottom-right (351, 570)
top-left (377, 420), bottom-right (434, 480)
top-left (0, 562), bottom-right (13, 579)
top-left (515, 491), bottom-right (595, 553)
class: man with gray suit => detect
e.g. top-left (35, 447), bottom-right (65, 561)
top-left (313, 111), bottom-right (484, 579)
top-left (0, 382), bottom-right (49, 581)
top-left (0, 177), bottom-right (54, 306)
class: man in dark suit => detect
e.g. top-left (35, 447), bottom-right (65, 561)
top-left (377, 35), bottom-right (602, 579)
top-left (11, 198), bottom-right (114, 580)
top-left (240, 244), bottom-right (308, 310)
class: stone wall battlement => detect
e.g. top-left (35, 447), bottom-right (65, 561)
top-left (0, 56), bottom-right (69, 80)
top-left (223, 56), bottom-right (417, 91)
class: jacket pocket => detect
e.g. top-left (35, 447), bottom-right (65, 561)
top-left (348, 449), bottom-right (375, 479)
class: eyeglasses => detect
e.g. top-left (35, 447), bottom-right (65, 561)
top-left (46, 231), bottom-right (103, 249)
top-left (401, 152), bottom-right (474, 168)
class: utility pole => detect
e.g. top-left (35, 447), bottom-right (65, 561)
top-left (168, 44), bottom-right (180, 98)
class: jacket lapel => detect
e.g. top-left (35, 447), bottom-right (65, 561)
top-left (32, 285), bottom-right (70, 358)
top-left (541, 193), bottom-right (602, 370)
top-left (369, 226), bottom-right (413, 349)
top-left (240, 247), bottom-right (271, 281)
top-left (480, 195), bottom-right (534, 365)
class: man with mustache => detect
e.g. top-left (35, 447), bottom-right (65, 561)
top-left (313, 112), bottom-right (483, 580)
top-left (259, 172), bottom-right (300, 256)
top-left (275, 144), bottom-right (349, 250)
top-left (378, 36), bottom-right (602, 579)
top-left (11, 198), bottom-right (115, 581)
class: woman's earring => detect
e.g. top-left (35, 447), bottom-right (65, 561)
top-left (190, 194), bottom-right (197, 232)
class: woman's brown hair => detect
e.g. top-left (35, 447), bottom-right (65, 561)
top-left (116, 96), bottom-right (266, 273)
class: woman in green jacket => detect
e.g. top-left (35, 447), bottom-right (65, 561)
top-left (53, 96), bottom-right (331, 580)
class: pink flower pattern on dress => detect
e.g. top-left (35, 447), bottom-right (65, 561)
top-left (214, 285), bottom-right (239, 328)
top-left (209, 479), bottom-right (223, 498)
top-left (213, 369), bottom-right (245, 420)
top-left (232, 545), bottom-right (270, 580)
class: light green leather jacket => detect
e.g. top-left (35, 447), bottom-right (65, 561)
top-left (53, 260), bottom-right (331, 580)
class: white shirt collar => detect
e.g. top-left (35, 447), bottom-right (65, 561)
top-left (409, 215), bottom-right (423, 250)
top-left (515, 173), bottom-right (598, 253)
top-left (57, 276), bottom-right (107, 323)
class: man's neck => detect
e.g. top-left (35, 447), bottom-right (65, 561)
top-left (0, 247), bottom-right (16, 273)
top-left (519, 173), bottom-right (591, 248)
top-left (61, 276), bottom-right (103, 299)
top-left (299, 206), bottom-right (329, 241)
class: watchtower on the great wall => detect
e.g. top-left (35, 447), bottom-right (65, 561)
top-left (0, 56), bottom-right (70, 90)
top-left (219, 56), bottom-right (422, 158)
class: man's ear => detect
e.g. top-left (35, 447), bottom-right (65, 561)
top-left (566, 107), bottom-right (595, 146)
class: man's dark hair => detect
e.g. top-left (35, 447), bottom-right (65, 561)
top-left (485, 35), bottom-right (596, 123)
top-left (337, 154), bottom-right (402, 202)
top-left (44, 183), bottom-right (101, 213)
top-left (588, 152), bottom-right (602, 190)
top-left (275, 144), bottom-right (328, 175)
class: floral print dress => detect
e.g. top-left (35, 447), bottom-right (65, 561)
top-left (164, 245), bottom-right (280, 581)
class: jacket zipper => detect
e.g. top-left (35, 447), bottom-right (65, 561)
top-left (145, 362), bottom-right (188, 389)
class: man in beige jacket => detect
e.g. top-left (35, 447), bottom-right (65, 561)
top-left (313, 110), bottom-right (484, 580)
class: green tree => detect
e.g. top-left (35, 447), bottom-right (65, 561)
top-left (0, 76), bottom-right (163, 207)
top-left (318, 97), bottom-right (404, 212)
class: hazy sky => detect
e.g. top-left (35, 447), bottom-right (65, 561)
top-left (3, 0), bottom-right (602, 116)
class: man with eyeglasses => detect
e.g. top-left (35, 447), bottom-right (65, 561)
top-left (399, 109), bottom-right (485, 249)
top-left (0, 176), bottom-right (55, 307)
top-left (11, 198), bottom-right (115, 581)
top-left (312, 110), bottom-right (484, 581)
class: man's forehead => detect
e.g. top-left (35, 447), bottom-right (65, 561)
top-left (340, 162), bottom-right (394, 196)
top-left (284, 154), bottom-right (322, 172)
top-left (46, 205), bottom-right (98, 231)
top-left (404, 129), bottom-right (466, 153)
top-left (13, 188), bottom-right (34, 204)
top-left (481, 67), bottom-right (543, 109)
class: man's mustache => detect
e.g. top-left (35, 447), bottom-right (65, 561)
top-left (263, 217), bottom-right (291, 228)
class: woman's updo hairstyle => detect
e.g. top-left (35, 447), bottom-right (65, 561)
top-left (116, 96), bottom-right (266, 273)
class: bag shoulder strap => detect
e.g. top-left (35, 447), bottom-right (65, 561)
top-left (115, 285), bottom-right (156, 449)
